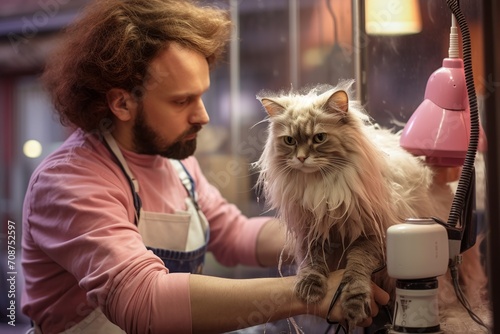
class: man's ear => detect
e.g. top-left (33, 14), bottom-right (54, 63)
top-left (106, 88), bottom-right (137, 121)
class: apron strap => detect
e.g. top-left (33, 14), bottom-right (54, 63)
top-left (102, 132), bottom-right (142, 225)
top-left (169, 159), bottom-right (199, 209)
top-left (103, 132), bottom-right (139, 191)
top-left (169, 160), bottom-right (208, 233)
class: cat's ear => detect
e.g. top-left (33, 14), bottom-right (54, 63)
top-left (326, 90), bottom-right (349, 113)
top-left (260, 98), bottom-right (286, 117)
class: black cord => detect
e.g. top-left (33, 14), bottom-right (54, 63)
top-left (450, 265), bottom-right (490, 331)
top-left (445, 0), bottom-right (480, 228)
top-left (326, 281), bottom-right (346, 324)
top-left (324, 265), bottom-right (388, 333)
top-left (443, 1), bottom-right (488, 330)
top-left (325, 281), bottom-right (348, 333)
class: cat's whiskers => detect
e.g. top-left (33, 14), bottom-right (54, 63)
top-left (250, 117), bottom-right (271, 129)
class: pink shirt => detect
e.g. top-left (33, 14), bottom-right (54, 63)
top-left (21, 129), bottom-right (269, 333)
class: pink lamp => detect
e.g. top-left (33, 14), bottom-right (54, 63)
top-left (400, 58), bottom-right (471, 167)
top-left (400, 15), bottom-right (485, 167)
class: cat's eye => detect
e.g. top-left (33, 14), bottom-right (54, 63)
top-left (313, 133), bottom-right (327, 143)
top-left (283, 136), bottom-right (296, 145)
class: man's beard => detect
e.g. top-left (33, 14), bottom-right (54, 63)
top-left (132, 104), bottom-right (200, 159)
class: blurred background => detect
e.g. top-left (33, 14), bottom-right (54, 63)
top-left (0, 0), bottom-right (497, 332)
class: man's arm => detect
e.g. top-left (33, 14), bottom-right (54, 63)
top-left (189, 270), bottom-right (390, 333)
top-left (255, 218), bottom-right (290, 267)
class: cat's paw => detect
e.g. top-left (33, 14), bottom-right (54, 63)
top-left (341, 279), bottom-right (372, 328)
top-left (295, 271), bottom-right (328, 303)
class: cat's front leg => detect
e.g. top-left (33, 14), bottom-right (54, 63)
top-left (340, 237), bottom-right (384, 331)
top-left (295, 239), bottom-right (330, 304)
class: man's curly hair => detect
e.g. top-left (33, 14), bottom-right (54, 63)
top-left (42, 0), bottom-right (231, 132)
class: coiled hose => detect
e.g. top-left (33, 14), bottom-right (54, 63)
top-left (445, 0), bottom-right (480, 229)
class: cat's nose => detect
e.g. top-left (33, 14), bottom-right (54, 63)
top-left (298, 156), bottom-right (307, 163)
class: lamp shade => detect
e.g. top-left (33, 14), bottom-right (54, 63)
top-left (365, 0), bottom-right (422, 35)
top-left (400, 58), bottom-right (472, 167)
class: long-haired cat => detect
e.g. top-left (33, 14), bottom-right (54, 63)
top-left (254, 80), bottom-right (489, 332)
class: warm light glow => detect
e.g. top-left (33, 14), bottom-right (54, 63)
top-left (23, 140), bottom-right (43, 158)
top-left (365, 0), bottom-right (422, 35)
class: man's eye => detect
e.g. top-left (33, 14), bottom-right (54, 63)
top-left (283, 136), bottom-right (296, 145)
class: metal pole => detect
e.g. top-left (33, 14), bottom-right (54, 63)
top-left (229, 0), bottom-right (241, 155)
top-left (352, 0), bottom-right (366, 105)
top-left (289, 0), bottom-right (300, 88)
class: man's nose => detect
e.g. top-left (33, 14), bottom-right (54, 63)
top-left (191, 99), bottom-right (209, 125)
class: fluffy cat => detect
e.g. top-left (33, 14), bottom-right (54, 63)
top-left (254, 80), bottom-right (489, 332)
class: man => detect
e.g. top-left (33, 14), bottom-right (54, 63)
top-left (21, 0), bottom-right (389, 333)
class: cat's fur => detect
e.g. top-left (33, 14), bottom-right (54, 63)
top-left (254, 80), bottom-right (489, 332)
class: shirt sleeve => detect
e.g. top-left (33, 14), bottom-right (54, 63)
top-left (23, 156), bottom-right (193, 334)
top-left (182, 157), bottom-right (270, 267)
